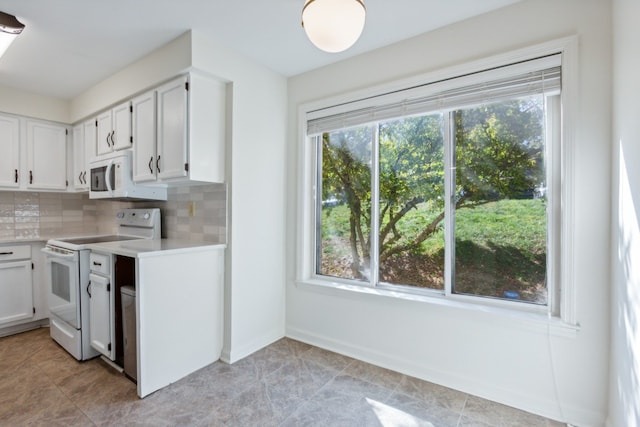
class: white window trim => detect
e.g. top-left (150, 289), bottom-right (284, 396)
top-left (295, 36), bottom-right (580, 333)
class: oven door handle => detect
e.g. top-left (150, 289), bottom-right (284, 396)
top-left (41, 247), bottom-right (76, 259)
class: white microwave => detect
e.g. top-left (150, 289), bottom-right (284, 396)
top-left (89, 151), bottom-right (167, 201)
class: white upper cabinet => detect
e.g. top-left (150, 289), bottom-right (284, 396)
top-left (132, 73), bottom-right (226, 185)
top-left (156, 77), bottom-right (189, 181)
top-left (84, 119), bottom-right (97, 165)
top-left (72, 124), bottom-right (86, 189)
top-left (97, 101), bottom-right (132, 155)
top-left (132, 90), bottom-right (157, 183)
top-left (0, 114), bottom-right (20, 188)
top-left (71, 119), bottom-right (97, 191)
top-left (26, 120), bottom-right (67, 190)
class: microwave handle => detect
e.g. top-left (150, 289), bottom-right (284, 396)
top-left (105, 161), bottom-right (113, 193)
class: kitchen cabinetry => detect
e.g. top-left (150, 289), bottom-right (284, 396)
top-left (0, 242), bottom-right (48, 337)
top-left (0, 114), bottom-right (20, 188)
top-left (97, 101), bottom-right (132, 156)
top-left (86, 240), bottom-right (224, 398)
top-left (131, 90), bottom-right (156, 183)
top-left (0, 245), bottom-right (33, 326)
top-left (132, 72), bottom-right (226, 185)
top-left (26, 120), bottom-right (68, 190)
top-left (0, 114), bottom-right (68, 192)
top-left (88, 251), bottom-right (115, 360)
top-left (71, 119), bottom-right (97, 190)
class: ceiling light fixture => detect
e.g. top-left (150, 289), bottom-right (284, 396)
top-left (301, 0), bottom-right (366, 53)
top-left (0, 11), bottom-right (25, 59)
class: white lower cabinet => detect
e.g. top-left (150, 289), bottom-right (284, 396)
top-left (89, 273), bottom-right (114, 359)
top-left (88, 251), bottom-right (115, 360)
top-left (0, 245), bottom-right (33, 326)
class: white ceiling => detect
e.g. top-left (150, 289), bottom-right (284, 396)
top-left (0, 0), bottom-right (520, 100)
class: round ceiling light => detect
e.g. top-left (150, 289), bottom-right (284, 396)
top-left (301, 0), bottom-right (366, 53)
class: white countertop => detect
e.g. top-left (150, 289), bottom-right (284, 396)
top-left (86, 238), bottom-right (226, 259)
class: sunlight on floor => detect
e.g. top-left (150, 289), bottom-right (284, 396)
top-left (367, 397), bottom-right (435, 427)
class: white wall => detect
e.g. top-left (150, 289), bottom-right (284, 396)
top-left (69, 32), bottom-right (192, 123)
top-left (609, 0), bottom-right (640, 426)
top-left (190, 32), bottom-right (288, 363)
top-left (70, 31), bottom-right (288, 365)
top-left (0, 84), bottom-right (69, 123)
top-left (286, 1), bottom-right (611, 425)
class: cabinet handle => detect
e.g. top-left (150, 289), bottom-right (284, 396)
top-left (93, 261), bottom-right (102, 266)
top-left (82, 171), bottom-right (86, 184)
top-left (0, 251), bottom-right (14, 255)
top-left (78, 172), bottom-right (83, 184)
top-left (110, 130), bottom-right (115, 146)
top-left (14, 169), bottom-right (18, 183)
top-left (156, 155), bottom-right (161, 173)
top-left (87, 281), bottom-right (92, 298)
top-left (148, 156), bottom-right (153, 174)
top-left (29, 170), bottom-right (33, 184)
top-left (106, 131), bottom-right (112, 147)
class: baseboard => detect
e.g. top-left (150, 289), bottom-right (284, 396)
top-left (220, 327), bottom-right (284, 364)
top-left (286, 325), bottom-right (605, 427)
top-left (0, 319), bottom-right (49, 338)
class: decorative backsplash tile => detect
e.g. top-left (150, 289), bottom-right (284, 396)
top-left (0, 183), bottom-right (227, 243)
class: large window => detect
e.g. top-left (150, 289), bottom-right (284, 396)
top-left (307, 55), bottom-right (562, 308)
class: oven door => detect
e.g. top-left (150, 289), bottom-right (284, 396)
top-left (43, 248), bottom-right (81, 329)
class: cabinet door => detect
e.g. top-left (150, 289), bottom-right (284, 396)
top-left (0, 114), bottom-right (20, 188)
top-left (96, 111), bottom-right (113, 156)
top-left (84, 119), bottom-right (97, 164)
top-left (132, 91), bottom-right (157, 183)
top-left (112, 101), bottom-right (132, 151)
top-left (157, 77), bottom-right (188, 180)
top-left (72, 124), bottom-right (86, 189)
top-left (89, 273), bottom-right (114, 359)
top-left (26, 121), bottom-right (67, 190)
top-left (0, 260), bottom-right (33, 326)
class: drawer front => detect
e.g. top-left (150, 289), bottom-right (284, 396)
top-left (0, 245), bottom-right (31, 261)
top-left (89, 252), bottom-right (111, 275)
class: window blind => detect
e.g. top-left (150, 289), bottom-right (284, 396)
top-left (307, 54), bottom-right (561, 136)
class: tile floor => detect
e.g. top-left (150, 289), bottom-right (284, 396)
top-left (0, 327), bottom-right (566, 426)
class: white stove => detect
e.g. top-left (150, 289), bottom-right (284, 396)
top-left (42, 208), bottom-right (161, 360)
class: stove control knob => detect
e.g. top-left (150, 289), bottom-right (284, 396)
top-left (116, 212), bottom-right (125, 219)
top-left (143, 212), bottom-right (150, 220)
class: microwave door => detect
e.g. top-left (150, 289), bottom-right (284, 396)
top-left (105, 161), bottom-right (114, 193)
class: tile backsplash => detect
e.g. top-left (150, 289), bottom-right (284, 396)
top-left (0, 184), bottom-right (226, 243)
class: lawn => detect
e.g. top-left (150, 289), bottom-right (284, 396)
top-left (320, 198), bottom-right (547, 304)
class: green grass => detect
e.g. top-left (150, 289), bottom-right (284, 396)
top-left (320, 198), bottom-right (547, 303)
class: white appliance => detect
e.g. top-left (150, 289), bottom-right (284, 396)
top-left (89, 151), bottom-right (167, 201)
top-left (42, 208), bottom-right (161, 361)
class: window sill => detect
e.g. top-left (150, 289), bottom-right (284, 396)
top-left (294, 278), bottom-right (580, 339)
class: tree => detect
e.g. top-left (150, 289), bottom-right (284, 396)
top-left (320, 97), bottom-right (545, 282)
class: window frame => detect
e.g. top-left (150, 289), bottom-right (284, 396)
top-left (296, 37), bottom-right (578, 326)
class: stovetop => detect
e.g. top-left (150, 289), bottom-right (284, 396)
top-left (55, 235), bottom-right (142, 245)
top-left (45, 208), bottom-right (161, 251)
